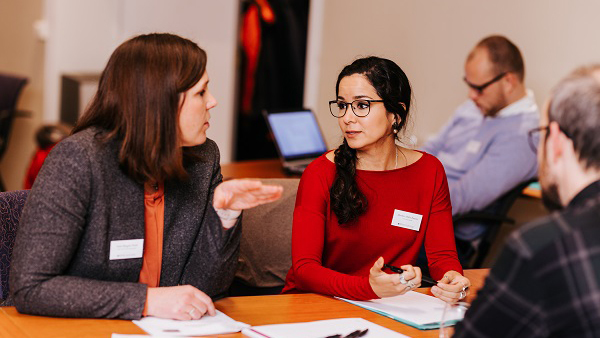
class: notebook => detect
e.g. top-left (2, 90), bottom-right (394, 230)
top-left (263, 108), bottom-right (328, 174)
top-left (338, 291), bottom-right (465, 330)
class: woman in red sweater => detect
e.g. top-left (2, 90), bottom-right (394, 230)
top-left (283, 57), bottom-right (470, 302)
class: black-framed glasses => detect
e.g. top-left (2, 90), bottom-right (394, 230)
top-left (463, 72), bottom-right (506, 94)
top-left (527, 125), bottom-right (548, 153)
top-left (329, 99), bottom-right (384, 118)
top-left (528, 124), bottom-right (572, 153)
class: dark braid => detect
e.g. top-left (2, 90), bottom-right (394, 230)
top-left (330, 56), bottom-right (412, 225)
top-left (330, 139), bottom-right (367, 224)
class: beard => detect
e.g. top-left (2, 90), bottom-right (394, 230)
top-left (541, 181), bottom-right (563, 211)
top-left (538, 149), bottom-right (563, 211)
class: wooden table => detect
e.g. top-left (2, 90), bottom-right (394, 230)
top-left (221, 159), bottom-right (291, 180)
top-left (0, 269), bottom-right (488, 338)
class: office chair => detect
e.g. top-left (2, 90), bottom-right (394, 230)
top-left (229, 178), bottom-right (299, 296)
top-left (454, 179), bottom-right (537, 268)
top-left (0, 73), bottom-right (28, 192)
top-left (0, 190), bottom-right (28, 304)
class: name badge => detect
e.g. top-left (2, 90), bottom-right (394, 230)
top-left (109, 239), bottom-right (144, 260)
top-left (465, 140), bottom-right (481, 154)
top-left (391, 209), bottom-right (422, 231)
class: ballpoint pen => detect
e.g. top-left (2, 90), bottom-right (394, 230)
top-left (383, 263), bottom-right (438, 286)
top-left (324, 328), bottom-right (369, 338)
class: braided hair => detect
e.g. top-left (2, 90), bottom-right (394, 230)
top-left (330, 56), bottom-right (412, 224)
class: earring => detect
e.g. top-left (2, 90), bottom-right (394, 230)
top-left (392, 122), bottom-right (399, 134)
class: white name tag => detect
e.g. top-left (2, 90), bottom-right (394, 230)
top-left (465, 140), bottom-right (481, 153)
top-left (391, 209), bottom-right (423, 231)
top-left (109, 239), bottom-right (144, 260)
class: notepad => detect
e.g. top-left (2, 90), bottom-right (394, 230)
top-left (133, 310), bottom-right (249, 336)
top-left (242, 318), bottom-right (409, 338)
top-left (338, 291), bottom-right (464, 330)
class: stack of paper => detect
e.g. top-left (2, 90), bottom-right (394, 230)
top-left (338, 291), bottom-right (464, 330)
top-left (242, 318), bottom-right (408, 338)
top-left (132, 310), bottom-right (249, 336)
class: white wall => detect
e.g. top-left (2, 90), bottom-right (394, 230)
top-left (43, 0), bottom-right (239, 162)
top-left (305, 0), bottom-right (600, 149)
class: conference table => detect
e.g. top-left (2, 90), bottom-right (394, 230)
top-left (0, 269), bottom-right (489, 338)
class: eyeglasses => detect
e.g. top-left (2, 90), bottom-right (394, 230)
top-left (528, 124), bottom-right (572, 153)
top-left (463, 72), bottom-right (506, 94)
top-left (329, 99), bottom-right (384, 118)
top-left (527, 125), bottom-right (549, 153)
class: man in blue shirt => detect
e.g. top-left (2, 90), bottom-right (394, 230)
top-left (422, 35), bottom-right (539, 241)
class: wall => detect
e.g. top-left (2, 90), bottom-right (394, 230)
top-left (0, 0), bottom-right (45, 191)
top-left (306, 0), bottom-right (600, 149)
top-left (43, 0), bottom-right (239, 163)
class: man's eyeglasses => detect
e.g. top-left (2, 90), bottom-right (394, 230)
top-left (329, 99), bottom-right (384, 118)
top-left (528, 124), bottom-right (572, 153)
top-left (527, 125), bottom-right (549, 153)
top-left (463, 72), bottom-right (506, 94)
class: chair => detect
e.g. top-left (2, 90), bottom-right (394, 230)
top-left (0, 73), bottom-right (28, 192)
top-left (0, 190), bottom-right (28, 303)
top-left (454, 179), bottom-right (536, 268)
top-left (230, 178), bottom-right (300, 296)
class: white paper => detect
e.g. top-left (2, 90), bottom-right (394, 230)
top-left (339, 291), bottom-right (463, 326)
top-left (133, 310), bottom-right (249, 336)
top-left (391, 209), bottom-right (422, 231)
top-left (110, 239), bottom-right (144, 260)
top-left (242, 318), bottom-right (408, 338)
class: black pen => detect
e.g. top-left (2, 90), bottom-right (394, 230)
top-left (383, 263), bottom-right (438, 286)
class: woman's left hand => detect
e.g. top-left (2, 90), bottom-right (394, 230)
top-left (431, 270), bottom-right (471, 303)
top-left (213, 179), bottom-right (283, 210)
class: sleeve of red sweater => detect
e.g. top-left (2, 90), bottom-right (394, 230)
top-left (290, 160), bottom-right (378, 300)
top-left (424, 158), bottom-right (463, 280)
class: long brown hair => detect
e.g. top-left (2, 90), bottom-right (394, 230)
top-left (73, 33), bottom-right (207, 183)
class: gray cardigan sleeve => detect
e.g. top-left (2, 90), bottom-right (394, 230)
top-left (9, 138), bottom-right (147, 319)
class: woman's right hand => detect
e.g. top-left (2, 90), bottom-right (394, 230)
top-left (369, 257), bottom-right (422, 298)
top-left (146, 285), bottom-right (216, 320)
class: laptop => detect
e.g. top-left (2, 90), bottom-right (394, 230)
top-left (263, 108), bottom-right (328, 174)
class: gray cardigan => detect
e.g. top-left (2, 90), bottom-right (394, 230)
top-left (9, 128), bottom-right (240, 319)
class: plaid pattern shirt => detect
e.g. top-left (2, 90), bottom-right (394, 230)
top-left (454, 180), bottom-right (600, 338)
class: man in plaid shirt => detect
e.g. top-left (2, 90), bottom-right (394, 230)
top-left (454, 65), bottom-right (600, 337)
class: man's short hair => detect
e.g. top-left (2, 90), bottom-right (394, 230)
top-left (470, 35), bottom-right (525, 82)
top-left (549, 64), bottom-right (600, 170)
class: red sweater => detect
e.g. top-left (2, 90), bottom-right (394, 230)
top-left (282, 151), bottom-right (462, 300)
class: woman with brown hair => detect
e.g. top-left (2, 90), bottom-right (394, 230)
top-left (9, 33), bottom-right (282, 320)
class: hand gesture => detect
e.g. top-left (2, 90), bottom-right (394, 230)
top-left (146, 285), bottom-right (216, 320)
top-left (213, 179), bottom-right (283, 210)
top-left (431, 270), bottom-right (471, 303)
top-left (369, 257), bottom-right (422, 298)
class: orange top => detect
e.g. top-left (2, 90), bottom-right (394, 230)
top-left (139, 181), bottom-right (165, 316)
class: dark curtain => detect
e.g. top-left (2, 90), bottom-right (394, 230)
top-left (235, 0), bottom-right (310, 161)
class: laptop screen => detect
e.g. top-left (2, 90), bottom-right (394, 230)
top-left (265, 109), bottom-right (328, 160)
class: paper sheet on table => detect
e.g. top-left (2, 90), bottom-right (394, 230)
top-left (338, 291), bottom-right (463, 330)
top-left (133, 310), bottom-right (249, 336)
top-left (242, 318), bottom-right (409, 338)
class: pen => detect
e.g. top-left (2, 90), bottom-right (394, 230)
top-left (383, 263), bottom-right (438, 286)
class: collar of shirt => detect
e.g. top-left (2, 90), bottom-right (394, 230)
top-left (568, 179), bottom-right (600, 208)
top-left (495, 89), bottom-right (539, 118)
